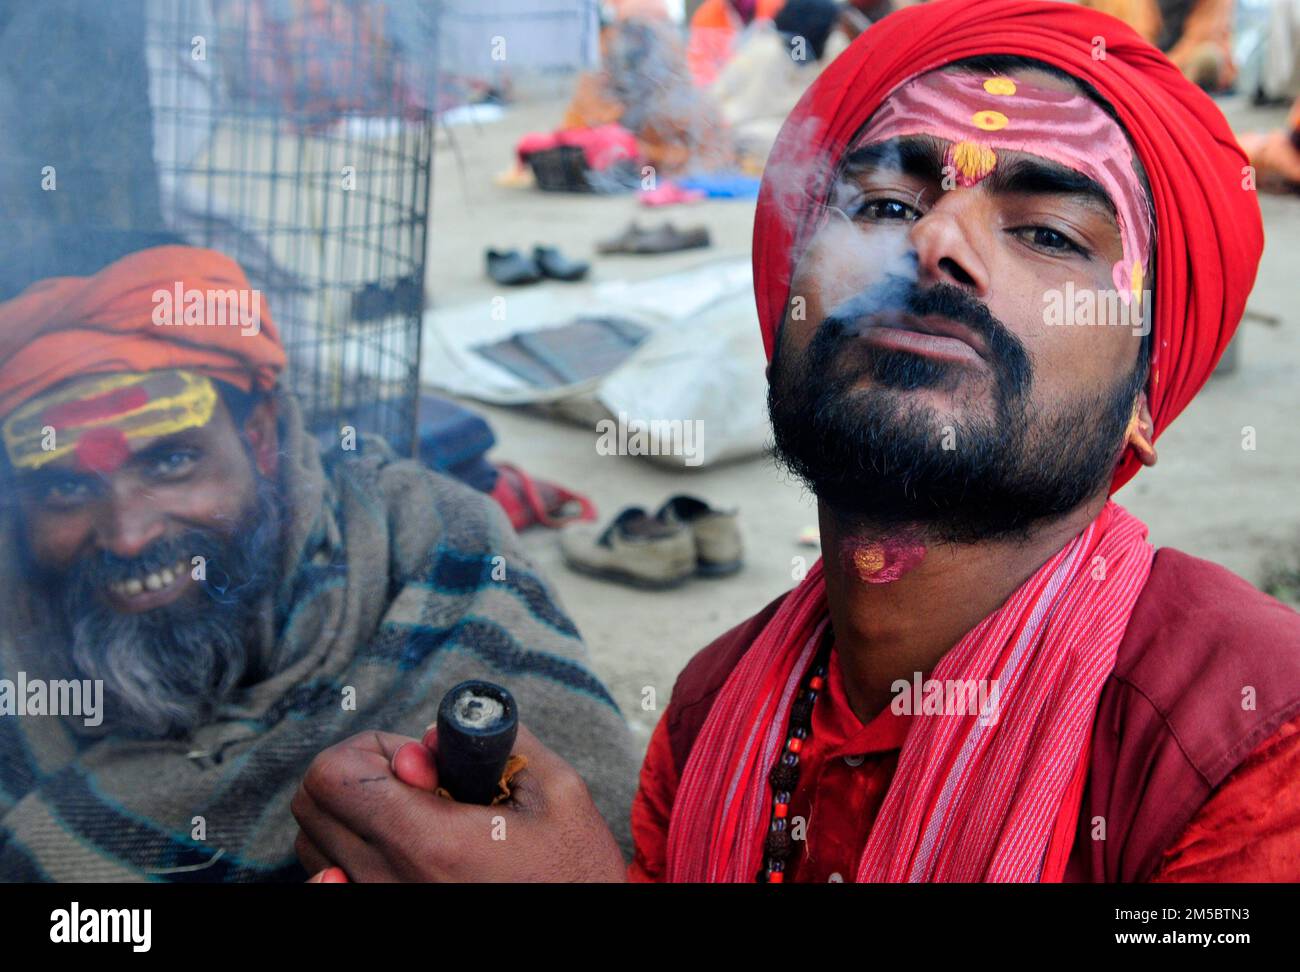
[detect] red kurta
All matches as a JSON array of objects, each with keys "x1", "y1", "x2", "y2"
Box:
[{"x1": 629, "y1": 642, "x2": 1300, "y2": 882}]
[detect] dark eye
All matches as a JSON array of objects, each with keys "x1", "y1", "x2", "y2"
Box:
[
  {"x1": 855, "y1": 198, "x2": 921, "y2": 222},
  {"x1": 41, "y1": 478, "x2": 93, "y2": 508},
  {"x1": 151, "y1": 449, "x2": 198, "y2": 478},
  {"x1": 1017, "y1": 226, "x2": 1086, "y2": 255}
]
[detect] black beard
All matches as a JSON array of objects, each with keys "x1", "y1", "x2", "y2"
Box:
[
  {"x1": 27, "y1": 475, "x2": 283, "y2": 739},
  {"x1": 768, "y1": 279, "x2": 1142, "y2": 544}
]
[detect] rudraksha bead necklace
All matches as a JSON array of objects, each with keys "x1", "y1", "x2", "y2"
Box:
[{"x1": 758, "y1": 632, "x2": 833, "y2": 883}]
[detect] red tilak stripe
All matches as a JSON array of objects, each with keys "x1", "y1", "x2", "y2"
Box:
[{"x1": 42, "y1": 385, "x2": 149, "y2": 429}]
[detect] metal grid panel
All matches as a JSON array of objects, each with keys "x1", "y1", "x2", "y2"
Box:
[{"x1": 146, "y1": 0, "x2": 434, "y2": 455}]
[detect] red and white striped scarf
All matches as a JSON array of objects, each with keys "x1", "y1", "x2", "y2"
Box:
[{"x1": 665, "y1": 500, "x2": 1155, "y2": 882}]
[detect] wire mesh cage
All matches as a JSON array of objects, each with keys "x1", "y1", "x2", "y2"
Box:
[
  {"x1": 0, "y1": 0, "x2": 436, "y2": 457},
  {"x1": 148, "y1": 0, "x2": 435, "y2": 456}
]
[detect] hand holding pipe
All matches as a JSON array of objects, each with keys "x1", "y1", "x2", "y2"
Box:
[{"x1": 434, "y1": 680, "x2": 519, "y2": 805}]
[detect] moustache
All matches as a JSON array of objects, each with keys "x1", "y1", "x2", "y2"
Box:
[
  {"x1": 63, "y1": 490, "x2": 280, "y2": 610},
  {"x1": 57, "y1": 474, "x2": 283, "y2": 610},
  {"x1": 77, "y1": 532, "x2": 207, "y2": 584},
  {"x1": 820, "y1": 273, "x2": 1032, "y2": 396}
]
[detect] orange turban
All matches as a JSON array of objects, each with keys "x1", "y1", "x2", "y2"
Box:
[{"x1": 0, "y1": 245, "x2": 287, "y2": 421}]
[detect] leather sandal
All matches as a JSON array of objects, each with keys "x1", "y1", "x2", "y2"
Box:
[{"x1": 596, "y1": 221, "x2": 712, "y2": 255}]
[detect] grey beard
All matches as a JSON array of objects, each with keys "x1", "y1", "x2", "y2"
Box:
[
  {"x1": 55, "y1": 476, "x2": 282, "y2": 739},
  {"x1": 66, "y1": 600, "x2": 253, "y2": 739}
]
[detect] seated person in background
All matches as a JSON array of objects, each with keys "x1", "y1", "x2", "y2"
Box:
[
  {"x1": 687, "y1": 0, "x2": 787, "y2": 87},
  {"x1": 1078, "y1": 0, "x2": 1237, "y2": 91},
  {"x1": 0, "y1": 244, "x2": 638, "y2": 881},
  {"x1": 1075, "y1": 0, "x2": 1162, "y2": 44},
  {"x1": 1237, "y1": 94, "x2": 1300, "y2": 193},
  {"x1": 1161, "y1": 0, "x2": 1238, "y2": 91},
  {"x1": 563, "y1": 9, "x2": 736, "y2": 176},
  {"x1": 712, "y1": 0, "x2": 858, "y2": 161}
]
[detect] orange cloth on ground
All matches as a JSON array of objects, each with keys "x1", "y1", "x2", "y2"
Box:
[
  {"x1": 629, "y1": 644, "x2": 1300, "y2": 882},
  {"x1": 562, "y1": 70, "x2": 625, "y2": 131},
  {"x1": 0, "y1": 246, "x2": 286, "y2": 420}
]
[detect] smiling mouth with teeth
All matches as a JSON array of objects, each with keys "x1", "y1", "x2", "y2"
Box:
[{"x1": 107, "y1": 559, "x2": 191, "y2": 599}]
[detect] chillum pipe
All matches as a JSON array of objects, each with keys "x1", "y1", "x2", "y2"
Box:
[{"x1": 434, "y1": 680, "x2": 519, "y2": 805}]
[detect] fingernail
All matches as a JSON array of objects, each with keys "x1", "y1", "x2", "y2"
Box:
[{"x1": 391, "y1": 741, "x2": 411, "y2": 774}]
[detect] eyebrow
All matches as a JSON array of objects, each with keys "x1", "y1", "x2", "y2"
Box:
[
  {"x1": 982, "y1": 155, "x2": 1116, "y2": 220},
  {"x1": 18, "y1": 465, "x2": 96, "y2": 491},
  {"x1": 842, "y1": 135, "x2": 946, "y2": 181},
  {"x1": 842, "y1": 135, "x2": 1118, "y2": 222}
]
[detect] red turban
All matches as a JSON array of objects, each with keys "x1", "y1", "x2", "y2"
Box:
[
  {"x1": 752, "y1": 0, "x2": 1264, "y2": 493},
  {"x1": 0, "y1": 245, "x2": 287, "y2": 420}
]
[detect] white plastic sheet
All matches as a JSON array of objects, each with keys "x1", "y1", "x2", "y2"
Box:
[{"x1": 420, "y1": 257, "x2": 771, "y2": 466}]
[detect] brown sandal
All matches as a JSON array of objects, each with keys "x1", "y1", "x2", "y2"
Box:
[{"x1": 596, "y1": 221, "x2": 712, "y2": 255}]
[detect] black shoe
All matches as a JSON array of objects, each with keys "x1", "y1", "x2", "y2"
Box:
[
  {"x1": 533, "y1": 245, "x2": 590, "y2": 282},
  {"x1": 486, "y1": 248, "x2": 542, "y2": 286}
]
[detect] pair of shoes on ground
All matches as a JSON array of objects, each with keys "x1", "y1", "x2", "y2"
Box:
[
  {"x1": 486, "y1": 245, "x2": 590, "y2": 285},
  {"x1": 596, "y1": 220, "x2": 711, "y2": 255},
  {"x1": 560, "y1": 495, "x2": 741, "y2": 589}
]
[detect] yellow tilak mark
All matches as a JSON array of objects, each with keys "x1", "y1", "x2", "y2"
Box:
[
  {"x1": 3, "y1": 370, "x2": 218, "y2": 471},
  {"x1": 1130, "y1": 262, "x2": 1145, "y2": 305},
  {"x1": 950, "y1": 140, "x2": 998, "y2": 183},
  {"x1": 972, "y1": 110, "x2": 1009, "y2": 132},
  {"x1": 4, "y1": 371, "x2": 156, "y2": 437},
  {"x1": 983, "y1": 77, "x2": 1017, "y2": 96}
]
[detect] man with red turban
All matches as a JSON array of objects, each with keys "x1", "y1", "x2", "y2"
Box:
[
  {"x1": 0, "y1": 244, "x2": 638, "y2": 880},
  {"x1": 290, "y1": 0, "x2": 1300, "y2": 883}
]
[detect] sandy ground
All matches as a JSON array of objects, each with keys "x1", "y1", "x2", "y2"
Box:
[{"x1": 425, "y1": 94, "x2": 1300, "y2": 747}]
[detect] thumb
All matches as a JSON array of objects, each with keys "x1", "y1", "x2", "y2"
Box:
[
  {"x1": 307, "y1": 867, "x2": 349, "y2": 884},
  {"x1": 391, "y1": 740, "x2": 439, "y2": 792}
]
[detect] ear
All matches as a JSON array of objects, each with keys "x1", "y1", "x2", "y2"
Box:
[
  {"x1": 1123, "y1": 392, "x2": 1157, "y2": 468},
  {"x1": 242, "y1": 396, "x2": 280, "y2": 479}
]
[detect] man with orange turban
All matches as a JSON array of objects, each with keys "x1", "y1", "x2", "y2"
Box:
[
  {"x1": 289, "y1": 0, "x2": 1300, "y2": 883},
  {"x1": 0, "y1": 245, "x2": 638, "y2": 881}
]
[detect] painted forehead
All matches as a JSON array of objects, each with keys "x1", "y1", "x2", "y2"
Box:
[
  {"x1": 2, "y1": 370, "x2": 218, "y2": 475},
  {"x1": 851, "y1": 68, "x2": 1152, "y2": 305}
]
